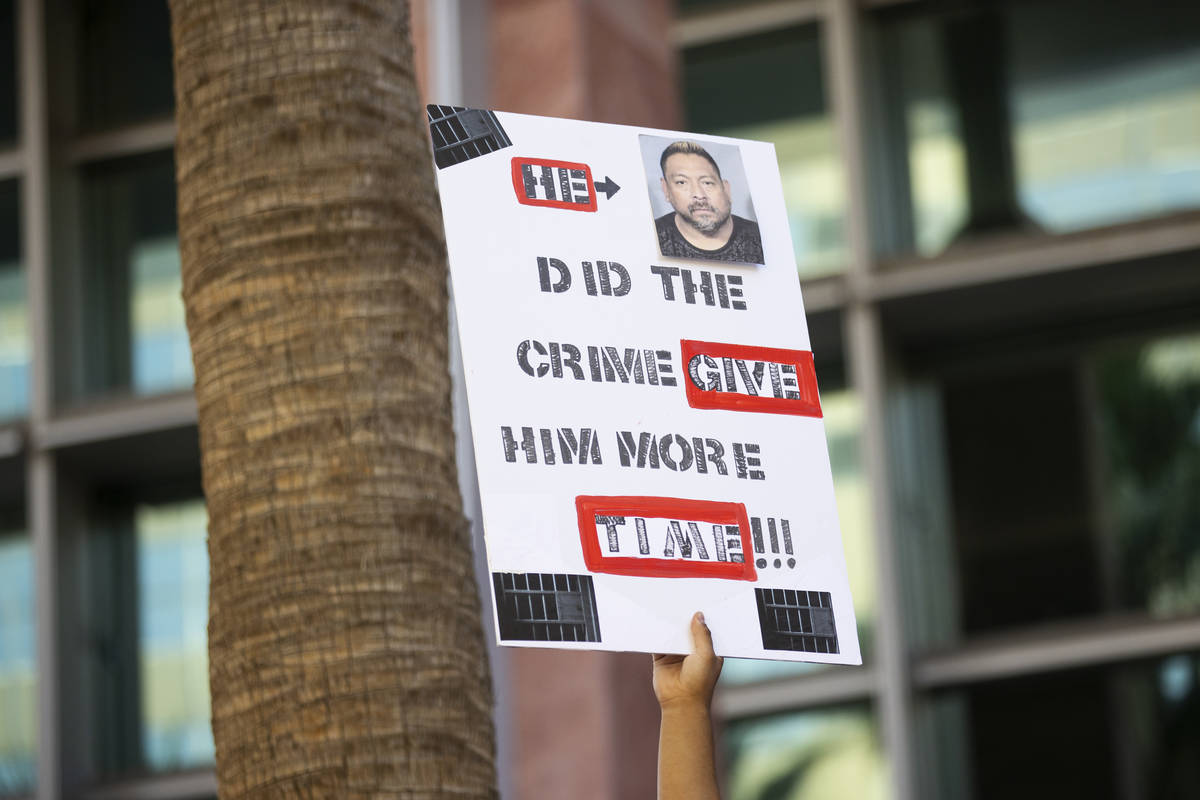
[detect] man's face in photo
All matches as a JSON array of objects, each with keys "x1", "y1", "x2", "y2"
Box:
[{"x1": 661, "y1": 153, "x2": 733, "y2": 235}]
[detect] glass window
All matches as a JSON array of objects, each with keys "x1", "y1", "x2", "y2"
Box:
[
  {"x1": 0, "y1": 527, "x2": 35, "y2": 795},
  {"x1": 724, "y1": 704, "x2": 886, "y2": 800},
  {"x1": 1094, "y1": 332, "x2": 1200, "y2": 617},
  {"x1": 78, "y1": 0, "x2": 175, "y2": 130},
  {"x1": 919, "y1": 653, "x2": 1200, "y2": 800},
  {"x1": 920, "y1": 329, "x2": 1200, "y2": 642},
  {"x1": 136, "y1": 500, "x2": 212, "y2": 771},
  {"x1": 0, "y1": 179, "x2": 24, "y2": 421},
  {"x1": 871, "y1": 0, "x2": 1200, "y2": 257},
  {"x1": 682, "y1": 25, "x2": 847, "y2": 277},
  {"x1": 85, "y1": 498, "x2": 212, "y2": 777},
  {"x1": 722, "y1": 386, "x2": 877, "y2": 683},
  {"x1": 0, "y1": 0, "x2": 15, "y2": 145},
  {"x1": 1008, "y1": 2, "x2": 1200, "y2": 234},
  {"x1": 70, "y1": 152, "x2": 190, "y2": 405},
  {"x1": 867, "y1": 11, "x2": 970, "y2": 256}
]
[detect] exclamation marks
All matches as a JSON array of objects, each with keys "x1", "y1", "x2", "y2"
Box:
[{"x1": 750, "y1": 516, "x2": 796, "y2": 569}]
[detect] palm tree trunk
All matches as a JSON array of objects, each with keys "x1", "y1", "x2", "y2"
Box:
[{"x1": 169, "y1": 2, "x2": 496, "y2": 796}]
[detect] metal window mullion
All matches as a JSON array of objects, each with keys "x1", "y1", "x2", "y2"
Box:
[
  {"x1": 80, "y1": 769, "x2": 218, "y2": 800},
  {"x1": 825, "y1": 1, "x2": 917, "y2": 799},
  {"x1": 715, "y1": 665, "x2": 879, "y2": 718},
  {"x1": 37, "y1": 392, "x2": 197, "y2": 450},
  {"x1": 824, "y1": 0, "x2": 873, "y2": 282},
  {"x1": 845, "y1": 306, "x2": 915, "y2": 800},
  {"x1": 66, "y1": 119, "x2": 176, "y2": 165},
  {"x1": 18, "y1": 0, "x2": 60, "y2": 797},
  {"x1": 914, "y1": 615, "x2": 1200, "y2": 689},
  {"x1": 870, "y1": 212, "x2": 1200, "y2": 300}
]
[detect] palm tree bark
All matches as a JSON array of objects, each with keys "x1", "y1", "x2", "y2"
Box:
[{"x1": 169, "y1": 2, "x2": 496, "y2": 796}]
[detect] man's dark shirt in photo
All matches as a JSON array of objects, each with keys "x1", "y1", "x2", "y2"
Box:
[{"x1": 655, "y1": 213, "x2": 764, "y2": 264}]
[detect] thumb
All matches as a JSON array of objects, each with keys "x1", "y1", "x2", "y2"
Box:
[{"x1": 690, "y1": 611, "x2": 715, "y2": 657}]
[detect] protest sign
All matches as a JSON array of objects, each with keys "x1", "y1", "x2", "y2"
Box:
[{"x1": 428, "y1": 106, "x2": 860, "y2": 664}]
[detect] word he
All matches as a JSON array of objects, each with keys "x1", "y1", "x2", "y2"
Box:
[
  {"x1": 520, "y1": 163, "x2": 590, "y2": 206},
  {"x1": 517, "y1": 339, "x2": 676, "y2": 386},
  {"x1": 538, "y1": 256, "x2": 630, "y2": 297},
  {"x1": 687, "y1": 354, "x2": 801, "y2": 398},
  {"x1": 650, "y1": 266, "x2": 747, "y2": 310},
  {"x1": 591, "y1": 515, "x2": 745, "y2": 563}
]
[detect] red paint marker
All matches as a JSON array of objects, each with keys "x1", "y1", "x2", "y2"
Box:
[
  {"x1": 680, "y1": 339, "x2": 822, "y2": 417},
  {"x1": 576, "y1": 495, "x2": 757, "y2": 580},
  {"x1": 511, "y1": 157, "x2": 598, "y2": 211}
]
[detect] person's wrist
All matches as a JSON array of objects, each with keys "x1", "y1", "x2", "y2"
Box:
[{"x1": 658, "y1": 695, "x2": 714, "y2": 717}]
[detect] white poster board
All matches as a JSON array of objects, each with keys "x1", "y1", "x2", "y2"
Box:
[{"x1": 428, "y1": 106, "x2": 860, "y2": 665}]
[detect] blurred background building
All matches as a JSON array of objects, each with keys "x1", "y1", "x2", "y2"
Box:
[{"x1": 1, "y1": 0, "x2": 1199, "y2": 798}]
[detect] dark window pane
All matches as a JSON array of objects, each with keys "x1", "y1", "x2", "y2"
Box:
[
  {"x1": 1095, "y1": 333, "x2": 1200, "y2": 616},
  {"x1": 85, "y1": 498, "x2": 212, "y2": 777},
  {"x1": 724, "y1": 704, "x2": 885, "y2": 800},
  {"x1": 0, "y1": 528, "x2": 35, "y2": 795},
  {"x1": 871, "y1": 0, "x2": 1200, "y2": 257},
  {"x1": 944, "y1": 364, "x2": 1098, "y2": 633},
  {"x1": 0, "y1": 0, "x2": 15, "y2": 144},
  {"x1": 71, "y1": 152, "x2": 189, "y2": 404},
  {"x1": 79, "y1": 0, "x2": 175, "y2": 130},
  {"x1": 136, "y1": 500, "x2": 211, "y2": 771},
  {"x1": 683, "y1": 25, "x2": 846, "y2": 277},
  {"x1": 915, "y1": 329, "x2": 1200, "y2": 642},
  {"x1": 0, "y1": 179, "x2": 24, "y2": 420},
  {"x1": 921, "y1": 654, "x2": 1200, "y2": 800},
  {"x1": 684, "y1": 25, "x2": 826, "y2": 133}
]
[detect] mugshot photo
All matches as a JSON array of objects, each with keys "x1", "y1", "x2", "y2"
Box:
[{"x1": 639, "y1": 135, "x2": 764, "y2": 266}]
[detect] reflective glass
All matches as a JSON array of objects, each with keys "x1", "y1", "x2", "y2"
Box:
[
  {"x1": 85, "y1": 498, "x2": 212, "y2": 777},
  {"x1": 721, "y1": 389, "x2": 877, "y2": 683},
  {"x1": 873, "y1": 0, "x2": 1200, "y2": 257},
  {"x1": 1095, "y1": 332, "x2": 1200, "y2": 616},
  {"x1": 920, "y1": 653, "x2": 1200, "y2": 800},
  {"x1": 136, "y1": 500, "x2": 212, "y2": 771},
  {"x1": 74, "y1": 153, "x2": 190, "y2": 404},
  {"x1": 926, "y1": 329, "x2": 1200, "y2": 641},
  {"x1": 683, "y1": 25, "x2": 847, "y2": 277},
  {"x1": 130, "y1": 236, "x2": 190, "y2": 394},
  {"x1": 869, "y1": 14, "x2": 969, "y2": 256},
  {"x1": 724, "y1": 704, "x2": 885, "y2": 800},
  {"x1": 1009, "y1": 2, "x2": 1200, "y2": 233},
  {"x1": 78, "y1": 0, "x2": 175, "y2": 130},
  {"x1": 0, "y1": 179, "x2": 24, "y2": 420},
  {"x1": 0, "y1": 0, "x2": 15, "y2": 144},
  {"x1": 0, "y1": 531, "x2": 35, "y2": 794}
]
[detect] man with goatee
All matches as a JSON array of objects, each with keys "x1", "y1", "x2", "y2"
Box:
[{"x1": 655, "y1": 140, "x2": 764, "y2": 264}]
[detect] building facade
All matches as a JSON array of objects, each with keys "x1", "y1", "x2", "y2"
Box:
[{"x1": 1, "y1": 0, "x2": 1199, "y2": 799}]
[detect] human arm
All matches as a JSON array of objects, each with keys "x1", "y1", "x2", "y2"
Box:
[{"x1": 652, "y1": 611, "x2": 724, "y2": 800}]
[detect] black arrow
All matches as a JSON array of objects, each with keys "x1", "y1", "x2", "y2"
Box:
[{"x1": 595, "y1": 176, "x2": 620, "y2": 200}]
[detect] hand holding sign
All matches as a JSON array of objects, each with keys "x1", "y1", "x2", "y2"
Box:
[{"x1": 653, "y1": 612, "x2": 723, "y2": 800}]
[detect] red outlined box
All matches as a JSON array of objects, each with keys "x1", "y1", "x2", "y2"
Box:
[
  {"x1": 576, "y1": 495, "x2": 757, "y2": 581},
  {"x1": 511, "y1": 157, "x2": 598, "y2": 211},
  {"x1": 680, "y1": 339, "x2": 822, "y2": 417}
]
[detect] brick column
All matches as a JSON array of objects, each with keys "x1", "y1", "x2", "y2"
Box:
[
  {"x1": 490, "y1": 0, "x2": 680, "y2": 128},
  {"x1": 488, "y1": 2, "x2": 679, "y2": 798}
]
